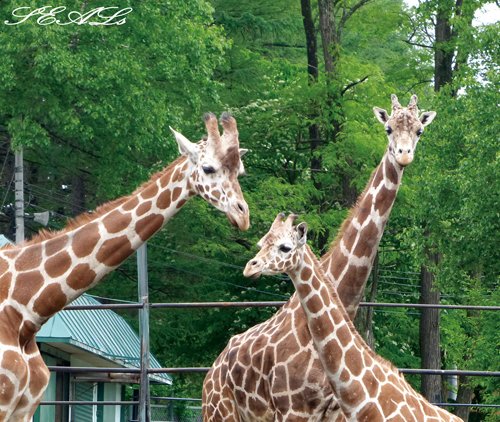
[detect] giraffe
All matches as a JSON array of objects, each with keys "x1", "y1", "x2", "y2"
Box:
[
  {"x1": 0, "y1": 112, "x2": 250, "y2": 422},
  {"x1": 243, "y1": 213, "x2": 462, "y2": 422},
  {"x1": 203, "y1": 95, "x2": 437, "y2": 421}
]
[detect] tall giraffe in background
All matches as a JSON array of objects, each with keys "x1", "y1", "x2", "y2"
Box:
[
  {"x1": 243, "y1": 213, "x2": 462, "y2": 422},
  {"x1": 203, "y1": 95, "x2": 436, "y2": 420},
  {"x1": 0, "y1": 113, "x2": 250, "y2": 422}
]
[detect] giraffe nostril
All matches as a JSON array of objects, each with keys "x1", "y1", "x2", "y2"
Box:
[
  {"x1": 237, "y1": 202, "x2": 245, "y2": 213},
  {"x1": 250, "y1": 260, "x2": 258, "y2": 267},
  {"x1": 398, "y1": 148, "x2": 403, "y2": 154},
  {"x1": 407, "y1": 149, "x2": 411, "y2": 154}
]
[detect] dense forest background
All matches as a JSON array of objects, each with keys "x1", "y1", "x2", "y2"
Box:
[{"x1": 0, "y1": 0, "x2": 498, "y2": 420}]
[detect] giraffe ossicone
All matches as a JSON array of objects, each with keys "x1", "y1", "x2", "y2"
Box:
[
  {"x1": 203, "y1": 95, "x2": 437, "y2": 421},
  {"x1": 0, "y1": 112, "x2": 249, "y2": 421},
  {"x1": 243, "y1": 213, "x2": 462, "y2": 422}
]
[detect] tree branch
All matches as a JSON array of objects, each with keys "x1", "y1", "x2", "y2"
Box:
[
  {"x1": 341, "y1": 75, "x2": 370, "y2": 96},
  {"x1": 340, "y1": 0, "x2": 372, "y2": 28},
  {"x1": 403, "y1": 39, "x2": 434, "y2": 49}
]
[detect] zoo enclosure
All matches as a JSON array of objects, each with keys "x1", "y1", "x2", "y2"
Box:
[{"x1": 39, "y1": 244, "x2": 500, "y2": 421}]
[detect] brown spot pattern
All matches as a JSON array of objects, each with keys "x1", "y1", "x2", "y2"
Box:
[
  {"x1": 141, "y1": 183, "x2": 159, "y2": 199},
  {"x1": 96, "y1": 236, "x2": 134, "y2": 267},
  {"x1": 306, "y1": 295, "x2": 324, "y2": 315},
  {"x1": 103, "y1": 210, "x2": 132, "y2": 233},
  {"x1": 329, "y1": 251, "x2": 348, "y2": 280},
  {"x1": 337, "y1": 324, "x2": 351, "y2": 348},
  {"x1": 376, "y1": 185, "x2": 396, "y2": 216},
  {"x1": 45, "y1": 235, "x2": 68, "y2": 256},
  {"x1": 135, "y1": 214, "x2": 164, "y2": 242},
  {"x1": 356, "y1": 194, "x2": 373, "y2": 225},
  {"x1": 156, "y1": 189, "x2": 171, "y2": 209},
  {"x1": 301, "y1": 267, "x2": 312, "y2": 280},
  {"x1": 385, "y1": 158, "x2": 399, "y2": 185},
  {"x1": 20, "y1": 321, "x2": 37, "y2": 347},
  {"x1": 321, "y1": 339, "x2": 343, "y2": 373},
  {"x1": 343, "y1": 226, "x2": 358, "y2": 251},
  {"x1": 362, "y1": 371, "x2": 379, "y2": 397},
  {"x1": 353, "y1": 221, "x2": 379, "y2": 258},
  {"x1": 176, "y1": 199, "x2": 187, "y2": 209},
  {"x1": 341, "y1": 379, "x2": 365, "y2": 407},
  {"x1": 45, "y1": 251, "x2": 72, "y2": 278},
  {"x1": 172, "y1": 187, "x2": 182, "y2": 202},
  {"x1": 135, "y1": 202, "x2": 152, "y2": 217},
  {"x1": 13, "y1": 271, "x2": 44, "y2": 305},
  {"x1": 0, "y1": 374, "x2": 15, "y2": 405},
  {"x1": 345, "y1": 347, "x2": 363, "y2": 377},
  {"x1": 0, "y1": 257, "x2": 9, "y2": 274},
  {"x1": 33, "y1": 283, "x2": 67, "y2": 318},
  {"x1": 0, "y1": 306, "x2": 23, "y2": 346},
  {"x1": 0, "y1": 272, "x2": 11, "y2": 302},
  {"x1": 122, "y1": 196, "x2": 139, "y2": 211},
  {"x1": 67, "y1": 264, "x2": 97, "y2": 290},
  {"x1": 358, "y1": 402, "x2": 384, "y2": 421},
  {"x1": 28, "y1": 354, "x2": 49, "y2": 395},
  {"x1": 72, "y1": 223, "x2": 100, "y2": 258},
  {"x1": 15, "y1": 245, "x2": 42, "y2": 272}
]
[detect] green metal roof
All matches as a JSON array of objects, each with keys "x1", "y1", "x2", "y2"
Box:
[
  {"x1": 0, "y1": 234, "x2": 13, "y2": 247},
  {"x1": 37, "y1": 294, "x2": 172, "y2": 385}
]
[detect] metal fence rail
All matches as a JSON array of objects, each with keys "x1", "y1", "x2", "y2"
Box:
[{"x1": 40, "y1": 297, "x2": 499, "y2": 419}]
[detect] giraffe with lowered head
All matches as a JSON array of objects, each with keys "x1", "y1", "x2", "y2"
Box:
[
  {"x1": 0, "y1": 113, "x2": 249, "y2": 421},
  {"x1": 243, "y1": 213, "x2": 462, "y2": 422},
  {"x1": 203, "y1": 95, "x2": 436, "y2": 420}
]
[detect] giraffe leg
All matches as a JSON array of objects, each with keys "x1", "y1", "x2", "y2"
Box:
[
  {"x1": 0, "y1": 347, "x2": 29, "y2": 422},
  {"x1": 9, "y1": 342, "x2": 50, "y2": 422}
]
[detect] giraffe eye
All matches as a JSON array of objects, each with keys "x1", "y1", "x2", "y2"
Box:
[
  {"x1": 416, "y1": 129, "x2": 423, "y2": 136},
  {"x1": 278, "y1": 245, "x2": 292, "y2": 253},
  {"x1": 202, "y1": 165, "x2": 216, "y2": 174},
  {"x1": 386, "y1": 127, "x2": 393, "y2": 135}
]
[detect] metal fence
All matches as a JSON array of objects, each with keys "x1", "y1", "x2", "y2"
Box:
[
  {"x1": 39, "y1": 300, "x2": 500, "y2": 421},
  {"x1": 38, "y1": 246, "x2": 500, "y2": 421}
]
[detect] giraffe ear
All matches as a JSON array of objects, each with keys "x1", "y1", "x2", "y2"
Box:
[
  {"x1": 170, "y1": 127, "x2": 198, "y2": 163},
  {"x1": 419, "y1": 111, "x2": 436, "y2": 127},
  {"x1": 239, "y1": 148, "x2": 249, "y2": 158},
  {"x1": 296, "y1": 222, "x2": 308, "y2": 247},
  {"x1": 373, "y1": 107, "x2": 389, "y2": 124}
]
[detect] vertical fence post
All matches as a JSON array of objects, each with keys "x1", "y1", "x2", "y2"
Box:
[{"x1": 137, "y1": 244, "x2": 151, "y2": 422}]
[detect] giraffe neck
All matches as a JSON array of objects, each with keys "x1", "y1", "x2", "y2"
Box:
[
  {"x1": 320, "y1": 151, "x2": 404, "y2": 319},
  {"x1": 290, "y1": 246, "x2": 382, "y2": 418},
  {"x1": 2, "y1": 156, "x2": 194, "y2": 328}
]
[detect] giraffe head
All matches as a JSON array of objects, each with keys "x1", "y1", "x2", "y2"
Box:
[
  {"x1": 373, "y1": 94, "x2": 436, "y2": 166},
  {"x1": 170, "y1": 112, "x2": 250, "y2": 230},
  {"x1": 244, "y1": 213, "x2": 308, "y2": 278}
]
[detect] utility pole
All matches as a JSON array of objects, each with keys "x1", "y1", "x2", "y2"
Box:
[
  {"x1": 14, "y1": 149, "x2": 24, "y2": 243},
  {"x1": 137, "y1": 244, "x2": 151, "y2": 422}
]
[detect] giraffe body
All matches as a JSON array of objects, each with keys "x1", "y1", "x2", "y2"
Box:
[
  {"x1": 0, "y1": 113, "x2": 249, "y2": 421},
  {"x1": 243, "y1": 213, "x2": 462, "y2": 422},
  {"x1": 203, "y1": 96, "x2": 436, "y2": 421}
]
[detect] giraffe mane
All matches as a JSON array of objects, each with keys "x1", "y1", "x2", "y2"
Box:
[{"x1": 2, "y1": 156, "x2": 186, "y2": 250}]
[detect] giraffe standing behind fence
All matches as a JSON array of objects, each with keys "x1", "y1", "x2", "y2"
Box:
[
  {"x1": 0, "y1": 113, "x2": 249, "y2": 421},
  {"x1": 243, "y1": 213, "x2": 462, "y2": 422},
  {"x1": 203, "y1": 95, "x2": 436, "y2": 421}
]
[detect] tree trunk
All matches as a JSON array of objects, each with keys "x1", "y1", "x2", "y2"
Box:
[
  {"x1": 454, "y1": 375, "x2": 473, "y2": 421},
  {"x1": 434, "y1": 5, "x2": 454, "y2": 91},
  {"x1": 419, "y1": 253, "x2": 442, "y2": 403},
  {"x1": 300, "y1": 0, "x2": 323, "y2": 190}
]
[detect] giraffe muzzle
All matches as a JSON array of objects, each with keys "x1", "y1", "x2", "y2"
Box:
[
  {"x1": 243, "y1": 259, "x2": 262, "y2": 279},
  {"x1": 227, "y1": 201, "x2": 250, "y2": 231}
]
